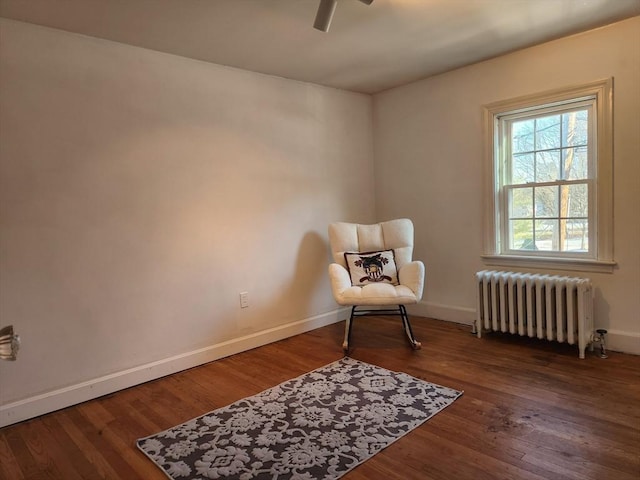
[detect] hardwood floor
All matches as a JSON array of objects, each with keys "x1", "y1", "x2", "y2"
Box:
[{"x1": 1, "y1": 316, "x2": 639, "y2": 479}]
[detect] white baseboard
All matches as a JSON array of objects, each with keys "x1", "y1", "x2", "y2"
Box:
[
  {"x1": 0, "y1": 308, "x2": 350, "y2": 428},
  {"x1": 605, "y1": 330, "x2": 640, "y2": 356},
  {"x1": 407, "y1": 301, "x2": 476, "y2": 326},
  {"x1": 407, "y1": 301, "x2": 639, "y2": 356}
]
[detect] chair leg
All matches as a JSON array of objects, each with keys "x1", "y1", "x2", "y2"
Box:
[
  {"x1": 342, "y1": 307, "x2": 355, "y2": 354},
  {"x1": 400, "y1": 305, "x2": 422, "y2": 350}
]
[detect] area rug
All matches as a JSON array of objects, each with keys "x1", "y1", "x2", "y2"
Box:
[{"x1": 137, "y1": 357, "x2": 462, "y2": 479}]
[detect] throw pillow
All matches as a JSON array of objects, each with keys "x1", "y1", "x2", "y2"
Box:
[{"x1": 344, "y1": 250, "x2": 399, "y2": 286}]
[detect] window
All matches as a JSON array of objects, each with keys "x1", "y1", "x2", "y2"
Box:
[{"x1": 483, "y1": 80, "x2": 615, "y2": 273}]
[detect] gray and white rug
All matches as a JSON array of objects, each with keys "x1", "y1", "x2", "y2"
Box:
[{"x1": 137, "y1": 357, "x2": 462, "y2": 479}]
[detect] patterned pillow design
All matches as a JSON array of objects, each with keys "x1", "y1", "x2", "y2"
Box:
[{"x1": 344, "y1": 250, "x2": 399, "y2": 286}]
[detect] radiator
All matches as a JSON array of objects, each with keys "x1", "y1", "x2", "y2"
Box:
[{"x1": 475, "y1": 270, "x2": 594, "y2": 359}]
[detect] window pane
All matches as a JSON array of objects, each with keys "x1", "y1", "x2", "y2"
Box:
[
  {"x1": 509, "y1": 187, "x2": 533, "y2": 218},
  {"x1": 510, "y1": 219, "x2": 534, "y2": 250},
  {"x1": 535, "y1": 115, "x2": 561, "y2": 150},
  {"x1": 535, "y1": 186, "x2": 558, "y2": 218},
  {"x1": 562, "y1": 110, "x2": 588, "y2": 147},
  {"x1": 535, "y1": 150, "x2": 560, "y2": 182},
  {"x1": 511, "y1": 153, "x2": 534, "y2": 184},
  {"x1": 535, "y1": 219, "x2": 559, "y2": 251},
  {"x1": 512, "y1": 119, "x2": 534, "y2": 153},
  {"x1": 561, "y1": 219, "x2": 589, "y2": 252},
  {"x1": 561, "y1": 184, "x2": 588, "y2": 217},
  {"x1": 565, "y1": 146, "x2": 588, "y2": 180}
]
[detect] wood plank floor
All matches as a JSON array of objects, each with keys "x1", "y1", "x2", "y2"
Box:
[{"x1": 1, "y1": 317, "x2": 639, "y2": 480}]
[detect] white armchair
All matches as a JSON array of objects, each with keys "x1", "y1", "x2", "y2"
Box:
[{"x1": 328, "y1": 218, "x2": 425, "y2": 352}]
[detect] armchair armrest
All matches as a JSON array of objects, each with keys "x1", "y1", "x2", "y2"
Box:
[
  {"x1": 399, "y1": 261, "x2": 425, "y2": 301},
  {"x1": 328, "y1": 263, "x2": 352, "y2": 305}
]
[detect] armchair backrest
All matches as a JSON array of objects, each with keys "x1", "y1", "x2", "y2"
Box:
[{"x1": 328, "y1": 219, "x2": 415, "y2": 270}]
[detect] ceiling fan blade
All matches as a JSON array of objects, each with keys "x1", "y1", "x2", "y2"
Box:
[
  {"x1": 314, "y1": 0, "x2": 338, "y2": 32},
  {"x1": 313, "y1": 0, "x2": 373, "y2": 32}
]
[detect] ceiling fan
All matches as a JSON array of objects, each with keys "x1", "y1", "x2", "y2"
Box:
[{"x1": 314, "y1": 0, "x2": 374, "y2": 32}]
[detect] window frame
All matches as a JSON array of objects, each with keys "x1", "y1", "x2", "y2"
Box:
[{"x1": 482, "y1": 79, "x2": 615, "y2": 273}]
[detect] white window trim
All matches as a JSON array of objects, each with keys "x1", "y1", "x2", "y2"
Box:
[{"x1": 482, "y1": 79, "x2": 615, "y2": 273}]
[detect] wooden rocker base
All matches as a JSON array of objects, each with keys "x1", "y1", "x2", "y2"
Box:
[{"x1": 342, "y1": 305, "x2": 421, "y2": 354}]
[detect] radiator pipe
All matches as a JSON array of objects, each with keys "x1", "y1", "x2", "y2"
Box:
[{"x1": 595, "y1": 329, "x2": 608, "y2": 358}]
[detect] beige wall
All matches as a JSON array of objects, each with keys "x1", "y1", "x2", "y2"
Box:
[
  {"x1": 373, "y1": 17, "x2": 640, "y2": 351},
  {"x1": 0, "y1": 19, "x2": 374, "y2": 419}
]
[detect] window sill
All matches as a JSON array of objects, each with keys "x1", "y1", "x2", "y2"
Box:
[{"x1": 481, "y1": 254, "x2": 616, "y2": 274}]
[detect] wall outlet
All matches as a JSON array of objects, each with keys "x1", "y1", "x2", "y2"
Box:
[{"x1": 239, "y1": 291, "x2": 249, "y2": 308}]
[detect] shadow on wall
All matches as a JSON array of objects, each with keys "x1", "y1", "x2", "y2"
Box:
[
  {"x1": 241, "y1": 229, "x2": 341, "y2": 342},
  {"x1": 593, "y1": 287, "x2": 610, "y2": 331},
  {"x1": 287, "y1": 230, "x2": 333, "y2": 310}
]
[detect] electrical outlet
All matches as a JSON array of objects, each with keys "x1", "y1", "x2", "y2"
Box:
[{"x1": 239, "y1": 291, "x2": 249, "y2": 308}]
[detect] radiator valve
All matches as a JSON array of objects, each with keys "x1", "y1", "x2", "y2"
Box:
[
  {"x1": 594, "y1": 329, "x2": 608, "y2": 359},
  {"x1": 0, "y1": 325, "x2": 20, "y2": 361}
]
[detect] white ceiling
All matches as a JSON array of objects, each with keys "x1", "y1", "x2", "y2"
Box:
[{"x1": 1, "y1": 0, "x2": 638, "y2": 94}]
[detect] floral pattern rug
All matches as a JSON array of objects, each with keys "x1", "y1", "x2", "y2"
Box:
[{"x1": 137, "y1": 357, "x2": 462, "y2": 479}]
